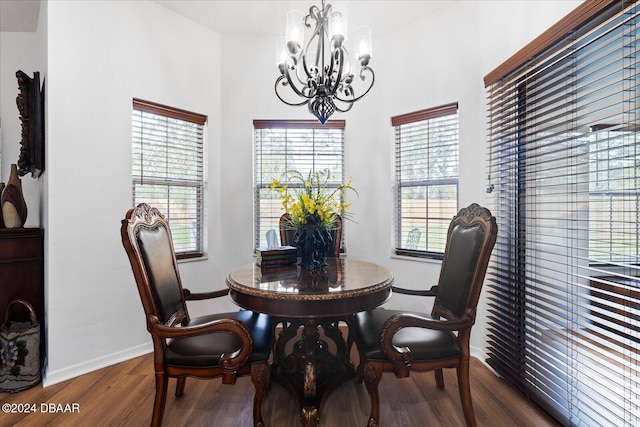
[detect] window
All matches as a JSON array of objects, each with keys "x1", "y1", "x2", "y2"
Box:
[
  {"x1": 589, "y1": 126, "x2": 639, "y2": 262},
  {"x1": 485, "y1": 1, "x2": 639, "y2": 425},
  {"x1": 254, "y1": 120, "x2": 345, "y2": 250},
  {"x1": 392, "y1": 103, "x2": 459, "y2": 258},
  {"x1": 132, "y1": 98, "x2": 206, "y2": 259}
]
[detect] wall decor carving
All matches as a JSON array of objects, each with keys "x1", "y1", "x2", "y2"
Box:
[{"x1": 16, "y1": 70, "x2": 45, "y2": 178}]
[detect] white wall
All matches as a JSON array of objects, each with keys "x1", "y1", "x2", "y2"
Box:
[
  {"x1": 42, "y1": 0, "x2": 221, "y2": 385},
  {"x1": 0, "y1": 0, "x2": 582, "y2": 385}
]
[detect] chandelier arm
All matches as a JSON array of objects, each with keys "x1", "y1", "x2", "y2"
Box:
[
  {"x1": 312, "y1": 28, "x2": 325, "y2": 81},
  {"x1": 300, "y1": 52, "x2": 318, "y2": 87},
  {"x1": 333, "y1": 67, "x2": 375, "y2": 103},
  {"x1": 275, "y1": 76, "x2": 312, "y2": 106},
  {"x1": 333, "y1": 102, "x2": 354, "y2": 113},
  {"x1": 292, "y1": 71, "x2": 320, "y2": 100},
  {"x1": 317, "y1": 2, "x2": 330, "y2": 78},
  {"x1": 282, "y1": 55, "x2": 318, "y2": 99},
  {"x1": 291, "y1": 65, "x2": 314, "y2": 96},
  {"x1": 333, "y1": 48, "x2": 349, "y2": 95},
  {"x1": 307, "y1": 5, "x2": 321, "y2": 26},
  {"x1": 299, "y1": 6, "x2": 324, "y2": 84}
]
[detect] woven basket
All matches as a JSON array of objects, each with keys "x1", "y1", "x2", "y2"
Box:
[{"x1": 0, "y1": 299, "x2": 41, "y2": 392}]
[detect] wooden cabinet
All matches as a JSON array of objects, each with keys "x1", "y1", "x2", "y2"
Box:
[{"x1": 0, "y1": 227, "x2": 44, "y2": 363}]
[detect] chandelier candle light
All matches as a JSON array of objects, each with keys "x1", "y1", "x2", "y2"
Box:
[{"x1": 275, "y1": 0, "x2": 374, "y2": 124}]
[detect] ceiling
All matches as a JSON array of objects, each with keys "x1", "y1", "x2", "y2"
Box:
[{"x1": 1, "y1": 0, "x2": 456, "y2": 36}]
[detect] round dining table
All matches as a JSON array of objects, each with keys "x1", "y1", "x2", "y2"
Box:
[{"x1": 226, "y1": 258, "x2": 393, "y2": 427}]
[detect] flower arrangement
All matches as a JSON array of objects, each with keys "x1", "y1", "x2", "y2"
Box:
[{"x1": 270, "y1": 169, "x2": 357, "y2": 231}]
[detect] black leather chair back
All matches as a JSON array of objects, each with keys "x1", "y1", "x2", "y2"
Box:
[
  {"x1": 137, "y1": 224, "x2": 185, "y2": 325},
  {"x1": 434, "y1": 204, "x2": 496, "y2": 320},
  {"x1": 436, "y1": 222, "x2": 486, "y2": 318}
]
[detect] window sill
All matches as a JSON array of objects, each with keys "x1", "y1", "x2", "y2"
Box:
[
  {"x1": 390, "y1": 252, "x2": 443, "y2": 265},
  {"x1": 177, "y1": 255, "x2": 208, "y2": 264}
]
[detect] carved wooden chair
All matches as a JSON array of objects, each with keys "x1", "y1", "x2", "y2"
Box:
[
  {"x1": 352, "y1": 203, "x2": 497, "y2": 427},
  {"x1": 121, "y1": 203, "x2": 272, "y2": 427},
  {"x1": 279, "y1": 212, "x2": 343, "y2": 257}
]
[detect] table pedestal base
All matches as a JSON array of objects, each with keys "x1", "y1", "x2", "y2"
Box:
[{"x1": 273, "y1": 317, "x2": 354, "y2": 427}]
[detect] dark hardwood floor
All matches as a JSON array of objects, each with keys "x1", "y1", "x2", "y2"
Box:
[{"x1": 0, "y1": 353, "x2": 560, "y2": 426}]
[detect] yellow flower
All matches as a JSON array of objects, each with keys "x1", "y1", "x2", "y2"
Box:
[{"x1": 270, "y1": 169, "x2": 357, "y2": 231}]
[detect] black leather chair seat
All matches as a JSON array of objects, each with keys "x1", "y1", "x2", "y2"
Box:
[
  {"x1": 353, "y1": 309, "x2": 460, "y2": 361},
  {"x1": 166, "y1": 311, "x2": 272, "y2": 367}
]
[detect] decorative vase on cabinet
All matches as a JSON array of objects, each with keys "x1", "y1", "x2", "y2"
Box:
[{"x1": 1, "y1": 164, "x2": 28, "y2": 228}]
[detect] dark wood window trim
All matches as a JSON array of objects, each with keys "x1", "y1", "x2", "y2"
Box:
[
  {"x1": 253, "y1": 119, "x2": 345, "y2": 130},
  {"x1": 484, "y1": 0, "x2": 616, "y2": 86},
  {"x1": 391, "y1": 103, "x2": 458, "y2": 127},
  {"x1": 133, "y1": 98, "x2": 206, "y2": 125}
]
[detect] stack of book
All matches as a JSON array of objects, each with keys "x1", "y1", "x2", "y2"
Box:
[
  {"x1": 256, "y1": 265, "x2": 298, "y2": 287},
  {"x1": 256, "y1": 246, "x2": 297, "y2": 269}
]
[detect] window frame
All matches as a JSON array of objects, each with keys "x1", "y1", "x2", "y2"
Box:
[
  {"x1": 253, "y1": 119, "x2": 346, "y2": 251},
  {"x1": 392, "y1": 103, "x2": 460, "y2": 260},
  {"x1": 132, "y1": 98, "x2": 206, "y2": 260}
]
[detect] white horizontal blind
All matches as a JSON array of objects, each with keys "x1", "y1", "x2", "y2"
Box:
[
  {"x1": 132, "y1": 99, "x2": 206, "y2": 258},
  {"x1": 254, "y1": 120, "x2": 345, "y2": 250},
  {"x1": 392, "y1": 104, "x2": 459, "y2": 258},
  {"x1": 485, "y1": 1, "x2": 639, "y2": 425}
]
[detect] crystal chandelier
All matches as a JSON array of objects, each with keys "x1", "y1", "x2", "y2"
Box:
[{"x1": 275, "y1": 1, "x2": 374, "y2": 124}]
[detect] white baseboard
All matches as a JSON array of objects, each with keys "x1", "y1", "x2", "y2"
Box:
[
  {"x1": 40, "y1": 338, "x2": 496, "y2": 387},
  {"x1": 470, "y1": 345, "x2": 501, "y2": 377},
  {"x1": 470, "y1": 344, "x2": 487, "y2": 363},
  {"x1": 42, "y1": 342, "x2": 153, "y2": 387}
]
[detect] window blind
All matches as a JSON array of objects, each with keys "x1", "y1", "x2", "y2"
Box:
[
  {"x1": 392, "y1": 104, "x2": 459, "y2": 258},
  {"x1": 253, "y1": 120, "x2": 345, "y2": 250},
  {"x1": 132, "y1": 99, "x2": 206, "y2": 258},
  {"x1": 484, "y1": 1, "x2": 639, "y2": 425}
]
